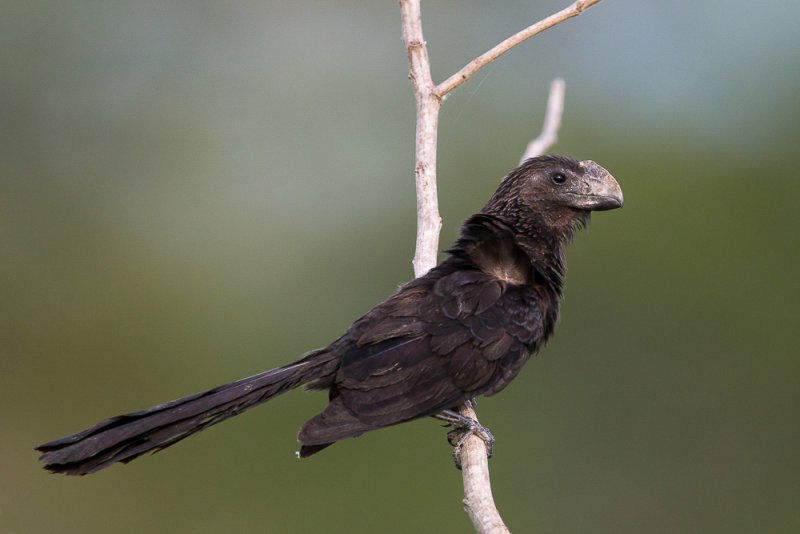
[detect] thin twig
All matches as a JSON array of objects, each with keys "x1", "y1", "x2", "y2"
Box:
[
  {"x1": 521, "y1": 78, "x2": 566, "y2": 163},
  {"x1": 436, "y1": 0, "x2": 604, "y2": 98}
]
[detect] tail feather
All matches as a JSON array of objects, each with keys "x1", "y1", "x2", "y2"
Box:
[{"x1": 36, "y1": 351, "x2": 336, "y2": 475}]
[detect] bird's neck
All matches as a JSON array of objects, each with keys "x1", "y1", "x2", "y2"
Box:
[{"x1": 448, "y1": 213, "x2": 567, "y2": 295}]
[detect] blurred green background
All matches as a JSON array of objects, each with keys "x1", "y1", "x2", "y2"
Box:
[{"x1": 3, "y1": 1, "x2": 799, "y2": 533}]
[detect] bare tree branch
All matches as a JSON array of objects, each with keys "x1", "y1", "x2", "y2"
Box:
[
  {"x1": 400, "y1": 0, "x2": 442, "y2": 277},
  {"x1": 520, "y1": 78, "x2": 566, "y2": 163},
  {"x1": 436, "y1": 0, "x2": 604, "y2": 97},
  {"x1": 458, "y1": 402, "x2": 511, "y2": 534},
  {"x1": 399, "y1": 2, "x2": 598, "y2": 533}
]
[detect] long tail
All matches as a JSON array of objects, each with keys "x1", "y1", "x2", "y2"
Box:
[{"x1": 36, "y1": 350, "x2": 337, "y2": 475}]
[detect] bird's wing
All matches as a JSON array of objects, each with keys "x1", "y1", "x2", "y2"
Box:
[{"x1": 297, "y1": 268, "x2": 543, "y2": 447}]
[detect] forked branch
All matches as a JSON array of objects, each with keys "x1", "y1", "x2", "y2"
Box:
[{"x1": 399, "y1": 1, "x2": 603, "y2": 532}]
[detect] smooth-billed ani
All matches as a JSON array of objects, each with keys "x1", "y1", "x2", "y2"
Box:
[{"x1": 36, "y1": 155, "x2": 623, "y2": 475}]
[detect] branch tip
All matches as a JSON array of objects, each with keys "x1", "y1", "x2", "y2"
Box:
[{"x1": 436, "y1": 0, "x2": 605, "y2": 96}]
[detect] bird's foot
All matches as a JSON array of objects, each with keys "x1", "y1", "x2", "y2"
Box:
[{"x1": 434, "y1": 409, "x2": 494, "y2": 470}]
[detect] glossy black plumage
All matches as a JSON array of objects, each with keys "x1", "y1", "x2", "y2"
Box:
[{"x1": 36, "y1": 155, "x2": 622, "y2": 475}]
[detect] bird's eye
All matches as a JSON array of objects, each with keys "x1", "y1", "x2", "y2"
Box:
[{"x1": 551, "y1": 172, "x2": 567, "y2": 184}]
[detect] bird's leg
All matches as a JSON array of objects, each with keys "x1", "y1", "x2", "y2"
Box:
[{"x1": 434, "y1": 409, "x2": 495, "y2": 470}]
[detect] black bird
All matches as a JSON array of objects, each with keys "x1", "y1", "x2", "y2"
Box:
[{"x1": 36, "y1": 155, "x2": 623, "y2": 475}]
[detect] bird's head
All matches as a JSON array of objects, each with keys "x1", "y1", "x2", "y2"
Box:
[{"x1": 481, "y1": 155, "x2": 623, "y2": 240}]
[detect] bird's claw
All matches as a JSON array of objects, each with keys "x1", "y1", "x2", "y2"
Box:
[
  {"x1": 448, "y1": 422, "x2": 494, "y2": 470},
  {"x1": 434, "y1": 409, "x2": 494, "y2": 470}
]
